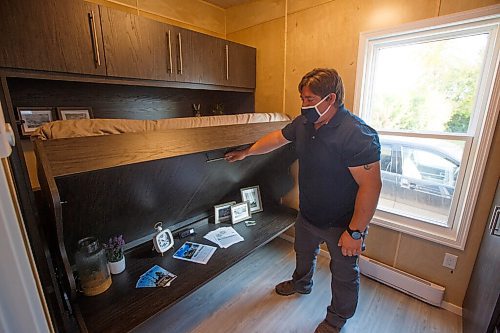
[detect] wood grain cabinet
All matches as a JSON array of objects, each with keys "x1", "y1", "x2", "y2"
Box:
[
  {"x1": 0, "y1": 0, "x2": 105, "y2": 75},
  {"x1": 0, "y1": 2, "x2": 256, "y2": 89},
  {"x1": 98, "y1": 6, "x2": 255, "y2": 88},
  {"x1": 99, "y1": 7, "x2": 227, "y2": 85},
  {"x1": 166, "y1": 27, "x2": 257, "y2": 88},
  {"x1": 99, "y1": 7, "x2": 172, "y2": 81},
  {"x1": 223, "y1": 41, "x2": 257, "y2": 89},
  {"x1": 171, "y1": 26, "x2": 225, "y2": 85}
]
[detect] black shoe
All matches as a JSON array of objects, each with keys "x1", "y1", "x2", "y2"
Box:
[
  {"x1": 275, "y1": 280, "x2": 311, "y2": 296},
  {"x1": 314, "y1": 320, "x2": 341, "y2": 333}
]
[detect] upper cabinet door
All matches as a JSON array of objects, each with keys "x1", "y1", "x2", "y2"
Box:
[
  {"x1": 172, "y1": 27, "x2": 224, "y2": 85},
  {"x1": 0, "y1": 1, "x2": 106, "y2": 75},
  {"x1": 224, "y1": 42, "x2": 256, "y2": 89},
  {"x1": 100, "y1": 7, "x2": 172, "y2": 81}
]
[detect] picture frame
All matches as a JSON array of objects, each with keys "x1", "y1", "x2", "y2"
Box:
[
  {"x1": 230, "y1": 201, "x2": 252, "y2": 224},
  {"x1": 16, "y1": 107, "x2": 54, "y2": 136},
  {"x1": 57, "y1": 107, "x2": 93, "y2": 120},
  {"x1": 240, "y1": 185, "x2": 263, "y2": 213},
  {"x1": 213, "y1": 201, "x2": 236, "y2": 224}
]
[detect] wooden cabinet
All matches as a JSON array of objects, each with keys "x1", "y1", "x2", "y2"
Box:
[
  {"x1": 94, "y1": 6, "x2": 255, "y2": 87},
  {"x1": 99, "y1": 7, "x2": 172, "y2": 81},
  {"x1": 224, "y1": 41, "x2": 256, "y2": 89},
  {"x1": 0, "y1": 2, "x2": 255, "y2": 89},
  {"x1": 99, "y1": 7, "x2": 226, "y2": 85},
  {"x1": 0, "y1": 0, "x2": 105, "y2": 75},
  {"x1": 171, "y1": 26, "x2": 225, "y2": 85}
]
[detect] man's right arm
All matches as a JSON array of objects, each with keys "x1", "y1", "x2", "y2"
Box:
[{"x1": 224, "y1": 130, "x2": 290, "y2": 162}]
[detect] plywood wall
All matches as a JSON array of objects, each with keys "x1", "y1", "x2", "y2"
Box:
[
  {"x1": 225, "y1": 0, "x2": 500, "y2": 308},
  {"x1": 87, "y1": 0, "x2": 226, "y2": 37},
  {"x1": 226, "y1": 0, "x2": 286, "y2": 116}
]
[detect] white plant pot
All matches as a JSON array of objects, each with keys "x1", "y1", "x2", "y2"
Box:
[{"x1": 108, "y1": 256, "x2": 126, "y2": 274}]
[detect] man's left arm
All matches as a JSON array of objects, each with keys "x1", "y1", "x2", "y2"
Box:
[{"x1": 338, "y1": 161, "x2": 382, "y2": 256}]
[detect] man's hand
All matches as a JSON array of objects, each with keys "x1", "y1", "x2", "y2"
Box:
[
  {"x1": 338, "y1": 231, "x2": 362, "y2": 257},
  {"x1": 224, "y1": 149, "x2": 248, "y2": 162},
  {"x1": 224, "y1": 130, "x2": 290, "y2": 163}
]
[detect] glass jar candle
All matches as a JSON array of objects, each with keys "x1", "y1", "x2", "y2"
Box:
[{"x1": 75, "y1": 236, "x2": 112, "y2": 296}]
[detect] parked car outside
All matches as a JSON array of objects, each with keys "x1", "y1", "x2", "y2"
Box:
[{"x1": 378, "y1": 136, "x2": 461, "y2": 224}]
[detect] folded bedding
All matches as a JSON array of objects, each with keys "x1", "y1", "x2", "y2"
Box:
[{"x1": 32, "y1": 113, "x2": 291, "y2": 140}]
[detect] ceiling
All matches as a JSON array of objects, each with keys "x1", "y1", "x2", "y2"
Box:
[{"x1": 203, "y1": 0, "x2": 254, "y2": 9}]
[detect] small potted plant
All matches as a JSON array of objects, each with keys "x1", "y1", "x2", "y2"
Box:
[{"x1": 104, "y1": 235, "x2": 126, "y2": 274}]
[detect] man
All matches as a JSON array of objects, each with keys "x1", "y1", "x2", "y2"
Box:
[{"x1": 225, "y1": 68, "x2": 381, "y2": 333}]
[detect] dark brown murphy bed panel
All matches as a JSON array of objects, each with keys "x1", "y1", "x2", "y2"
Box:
[{"x1": 34, "y1": 121, "x2": 297, "y2": 332}]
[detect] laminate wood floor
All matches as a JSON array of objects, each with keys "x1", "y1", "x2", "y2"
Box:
[{"x1": 134, "y1": 238, "x2": 461, "y2": 333}]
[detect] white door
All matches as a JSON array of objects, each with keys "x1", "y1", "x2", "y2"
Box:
[{"x1": 0, "y1": 103, "x2": 52, "y2": 332}]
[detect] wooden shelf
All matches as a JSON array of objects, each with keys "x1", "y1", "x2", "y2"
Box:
[
  {"x1": 0, "y1": 67, "x2": 255, "y2": 93},
  {"x1": 75, "y1": 205, "x2": 296, "y2": 333},
  {"x1": 37, "y1": 121, "x2": 289, "y2": 177}
]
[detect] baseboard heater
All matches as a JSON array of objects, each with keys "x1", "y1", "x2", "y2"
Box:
[{"x1": 359, "y1": 255, "x2": 445, "y2": 306}]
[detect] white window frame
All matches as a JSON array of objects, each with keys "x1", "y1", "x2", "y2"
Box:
[{"x1": 353, "y1": 5, "x2": 500, "y2": 249}]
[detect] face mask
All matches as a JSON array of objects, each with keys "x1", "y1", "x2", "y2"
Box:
[{"x1": 301, "y1": 94, "x2": 332, "y2": 123}]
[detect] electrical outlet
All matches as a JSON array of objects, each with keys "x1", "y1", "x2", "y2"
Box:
[{"x1": 443, "y1": 253, "x2": 458, "y2": 269}]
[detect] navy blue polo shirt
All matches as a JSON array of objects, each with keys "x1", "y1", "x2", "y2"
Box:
[{"x1": 282, "y1": 105, "x2": 380, "y2": 229}]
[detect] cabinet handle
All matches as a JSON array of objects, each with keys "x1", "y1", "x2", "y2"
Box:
[
  {"x1": 167, "y1": 30, "x2": 173, "y2": 74},
  {"x1": 225, "y1": 44, "x2": 229, "y2": 80},
  {"x1": 88, "y1": 11, "x2": 101, "y2": 67},
  {"x1": 177, "y1": 32, "x2": 183, "y2": 75}
]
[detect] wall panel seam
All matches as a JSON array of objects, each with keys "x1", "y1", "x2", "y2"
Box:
[
  {"x1": 283, "y1": 0, "x2": 288, "y2": 114},
  {"x1": 227, "y1": 15, "x2": 286, "y2": 35},
  {"x1": 287, "y1": 0, "x2": 338, "y2": 16}
]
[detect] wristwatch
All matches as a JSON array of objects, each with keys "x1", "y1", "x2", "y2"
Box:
[{"x1": 346, "y1": 226, "x2": 363, "y2": 240}]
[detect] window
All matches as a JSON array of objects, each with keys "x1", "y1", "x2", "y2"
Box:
[
  {"x1": 379, "y1": 137, "x2": 461, "y2": 225},
  {"x1": 354, "y1": 7, "x2": 500, "y2": 248}
]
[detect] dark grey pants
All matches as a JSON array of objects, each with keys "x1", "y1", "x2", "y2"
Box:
[{"x1": 291, "y1": 213, "x2": 360, "y2": 328}]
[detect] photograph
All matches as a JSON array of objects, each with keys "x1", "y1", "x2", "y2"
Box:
[
  {"x1": 173, "y1": 242, "x2": 216, "y2": 265},
  {"x1": 17, "y1": 107, "x2": 54, "y2": 136},
  {"x1": 240, "y1": 185, "x2": 263, "y2": 213},
  {"x1": 230, "y1": 201, "x2": 252, "y2": 224},
  {"x1": 57, "y1": 107, "x2": 93, "y2": 120},
  {"x1": 213, "y1": 201, "x2": 236, "y2": 224},
  {"x1": 136, "y1": 265, "x2": 177, "y2": 288}
]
